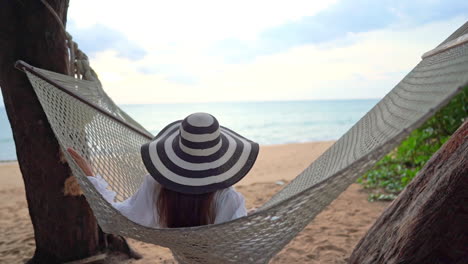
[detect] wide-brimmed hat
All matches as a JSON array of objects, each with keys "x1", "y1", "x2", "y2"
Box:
[{"x1": 141, "y1": 112, "x2": 259, "y2": 194}]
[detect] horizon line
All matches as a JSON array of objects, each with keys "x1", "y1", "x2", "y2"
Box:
[
  {"x1": 116, "y1": 97, "x2": 382, "y2": 106},
  {"x1": 0, "y1": 97, "x2": 382, "y2": 109}
]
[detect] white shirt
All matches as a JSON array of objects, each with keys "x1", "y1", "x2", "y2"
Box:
[{"x1": 87, "y1": 174, "x2": 247, "y2": 228}]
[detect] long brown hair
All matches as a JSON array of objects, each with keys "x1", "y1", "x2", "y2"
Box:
[{"x1": 157, "y1": 186, "x2": 216, "y2": 228}]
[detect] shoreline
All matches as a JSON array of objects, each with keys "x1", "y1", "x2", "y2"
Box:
[
  {"x1": 0, "y1": 141, "x2": 336, "y2": 189},
  {"x1": 0, "y1": 160, "x2": 17, "y2": 164},
  {"x1": 0, "y1": 140, "x2": 337, "y2": 164}
]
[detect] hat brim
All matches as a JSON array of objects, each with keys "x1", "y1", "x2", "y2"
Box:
[{"x1": 141, "y1": 121, "x2": 259, "y2": 194}]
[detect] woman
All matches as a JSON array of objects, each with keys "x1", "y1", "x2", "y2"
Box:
[{"x1": 68, "y1": 112, "x2": 259, "y2": 228}]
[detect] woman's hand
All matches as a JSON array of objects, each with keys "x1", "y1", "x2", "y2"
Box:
[
  {"x1": 67, "y1": 148, "x2": 95, "y2": 176},
  {"x1": 247, "y1": 207, "x2": 257, "y2": 215}
]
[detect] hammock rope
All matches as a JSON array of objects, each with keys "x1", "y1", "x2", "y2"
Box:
[{"x1": 16, "y1": 22, "x2": 468, "y2": 264}]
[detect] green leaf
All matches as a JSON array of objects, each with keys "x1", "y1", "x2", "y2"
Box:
[{"x1": 357, "y1": 86, "x2": 467, "y2": 201}]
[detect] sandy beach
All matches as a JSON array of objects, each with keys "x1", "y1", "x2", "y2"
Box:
[{"x1": 0, "y1": 141, "x2": 389, "y2": 264}]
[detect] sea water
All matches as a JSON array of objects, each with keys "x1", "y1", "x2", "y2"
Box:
[{"x1": 0, "y1": 99, "x2": 378, "y2": 161}]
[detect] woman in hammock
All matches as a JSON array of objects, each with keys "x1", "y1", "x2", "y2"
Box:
[{"x1": 68, "y1": 112, "x2": 259, "y2": 228}]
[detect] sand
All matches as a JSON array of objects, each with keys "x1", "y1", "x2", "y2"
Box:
[{"x1": 0, "y1": 141, "x2": 389, "y2": 264}]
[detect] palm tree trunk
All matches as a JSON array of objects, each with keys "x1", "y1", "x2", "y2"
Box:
[
  {"x1": 349, "y1": 121, "x2": 468, "y2": 264},
  {"x1": 0, "y1": 1, "x2": 140, "y2": 262}
]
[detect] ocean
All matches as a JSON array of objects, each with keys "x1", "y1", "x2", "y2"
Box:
[{"x1": 0, "y1": 99, "x2": 378, "y2": 161}]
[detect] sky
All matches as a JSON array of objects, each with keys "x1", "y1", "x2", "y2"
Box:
[{"x1": 1, "y1": 0, "x2": 467, "y2": 105}]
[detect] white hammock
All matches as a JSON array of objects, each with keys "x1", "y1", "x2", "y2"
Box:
[{"x1": 16, "y1": 22, "x2": 468, "y2": 263}]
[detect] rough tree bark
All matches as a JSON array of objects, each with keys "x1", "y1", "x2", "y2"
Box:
[
  {"x1": 0, "y1": 1, "x2": 140, "y2": 263},
  {"x1": 349, "y1": 121, "x2": 468, "y2": 264}
]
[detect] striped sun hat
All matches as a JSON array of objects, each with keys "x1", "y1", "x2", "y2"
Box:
[{"x1": 141, "y1": 112, "x2": 259, "y2": 194}]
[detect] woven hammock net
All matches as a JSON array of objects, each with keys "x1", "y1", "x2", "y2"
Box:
[{"x1": 20, "y1": 24, "x2": 468, "y2": 263}]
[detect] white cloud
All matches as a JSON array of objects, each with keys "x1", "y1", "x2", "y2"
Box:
[
  {"x1": 68, "y1": 0, "x2": 338, "y2": 45},
  {"x1": 69, "y1": 0, "x2": 466, "y2": 103},
  {"x1": 87, "y1": 15, "x2": 464, "y2": 103}
]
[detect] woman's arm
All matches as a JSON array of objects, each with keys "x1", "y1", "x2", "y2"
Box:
[
  {"x1": 67, "y1": 148, "x2": 94, "y2": 176},
  {"x1": 214, "y1": 187, "x2": 247, "y2": 224},
  {"x1": 67, "y1": 148, "x2": 159, "y2": 228},
  {"x1": 68, "y1": 148, "x2": 118, "y2": 203}
]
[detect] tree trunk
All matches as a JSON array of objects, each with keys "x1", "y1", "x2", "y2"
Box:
[
  {"x1": 349, "y1": 121, "x2": 468, "y2": 264},
  {"x1": 0, "y1": 1, "x2": 140, "y2": 263}
]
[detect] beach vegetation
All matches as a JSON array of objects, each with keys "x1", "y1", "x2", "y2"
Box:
[{"x1": 358, "y1": 86, "x2": 467, "y2": 201}]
